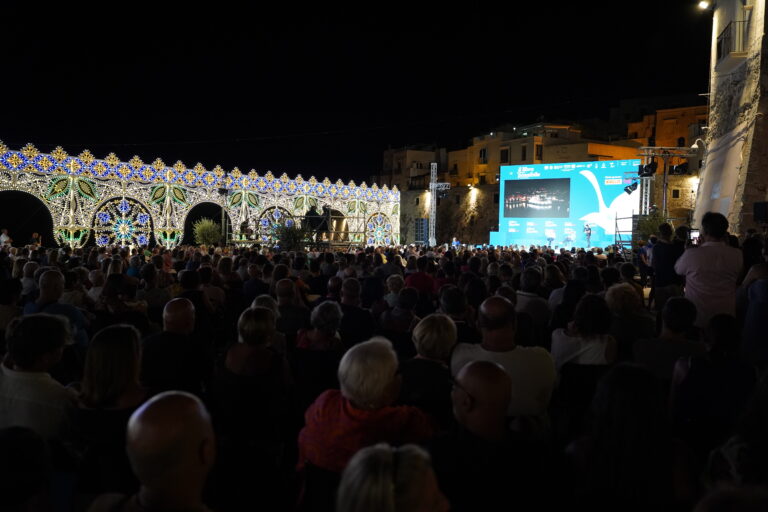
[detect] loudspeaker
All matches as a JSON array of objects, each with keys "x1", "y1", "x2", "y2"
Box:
[{"x1": 754, "y1": 201, "x2": 768, "y2": 223}]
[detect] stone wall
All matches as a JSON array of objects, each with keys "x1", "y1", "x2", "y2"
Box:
[{"x1": 400, "y1": 185, "x2": 500, "y2": 245}]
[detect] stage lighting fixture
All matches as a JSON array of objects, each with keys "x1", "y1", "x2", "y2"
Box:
[
  {"x1": 698, "y1": 1, "x2": 710, "y2": 9},
  {"x1": 624, "y1": 181, "x2": 638, "y2": 195},
  {"x1": 638, "y1": 159, "x2": 658, "y2": 177},
  {"x1": 671, "y1": 162, "x2": 690, "y2": 175}
]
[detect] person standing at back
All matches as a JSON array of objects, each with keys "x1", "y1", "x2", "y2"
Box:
[
  {"x1": 652, "y1": 223, "x2": 685, "y2": 312},
  {"x1": 674, "y1": 212, "x2": 742, "y2": 327}
]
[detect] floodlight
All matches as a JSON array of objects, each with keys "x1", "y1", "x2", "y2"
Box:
[
  {"x1": 698, "y1": 1, "x2": 711, "y2": 9},
  {"x1": 624, "y1": 182, "x2": 639, "y2": 195},
  {"x1": 671, "y1": 162, "x2": 690, "y2": 175},
  {"x1": 638, "y1": 158, "x2": 658, "y2": 177}
]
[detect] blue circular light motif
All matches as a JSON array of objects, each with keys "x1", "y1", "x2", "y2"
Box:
[
  {"x1": 137, "y1": 235, "x2": 148, "y2": 245},
  {"x1": 97, "y1": 212, "x2": 110, "y2": 223},
  {"x1": 113, "y1": 218, "x2": 134, "y2": 240},
  {"x1": 137, "y1": 213, "x2": 149, "y2": 225},
  {"x1": 285, "y1": 219, "x2": 294, "y2": 227},
  {"x1": 272, "y1": 209, "x2": 282, "y2": 220},
  {"x1": 260, "y1": 219, "x2": 270, "y2": 227},
  {"x1": 118, "y1": 199, "x2": 130, "y2": 214},
  {"x1": 97, "y1": 235, "x2": 110, "y2": 246}
]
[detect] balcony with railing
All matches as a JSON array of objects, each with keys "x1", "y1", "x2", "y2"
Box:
[{"x1": 716, "y1": 21, "x2": 748, "y2": 70}]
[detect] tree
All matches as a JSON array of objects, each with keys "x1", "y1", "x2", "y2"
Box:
[
  {"x1": 274, "y1": 223, "x2": 313, "y2": 251},
  {"x1": 193, "y1": 217, "x2": 221, "y2": 246},
  {"x1": 636, "y1": 211, "x2": 667, "y2": 241}
]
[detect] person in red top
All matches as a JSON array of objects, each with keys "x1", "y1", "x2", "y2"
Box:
[
  {"x1": 297, "y1": 337, "x2": 434, "y2": 473},
  {"x1": 404, "y1": 256, "x2": 435, "y2": 296}
]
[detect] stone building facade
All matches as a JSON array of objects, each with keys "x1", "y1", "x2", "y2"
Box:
[{"x1": 695, "y1": 0, "x2": 767, "y2": 232}]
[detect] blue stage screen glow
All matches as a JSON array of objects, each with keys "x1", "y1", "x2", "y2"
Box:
[{"x1": 489, "y1": 159, "x2": 641, "y2": 248}]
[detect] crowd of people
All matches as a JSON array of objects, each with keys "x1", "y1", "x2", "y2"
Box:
[{"x1": 0, "y1": 210, "x2": 767, "y2": 511}]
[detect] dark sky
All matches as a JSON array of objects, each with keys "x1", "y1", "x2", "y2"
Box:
[{"x1": 0, "y1": 3, "x2": 712, "y2": 183}]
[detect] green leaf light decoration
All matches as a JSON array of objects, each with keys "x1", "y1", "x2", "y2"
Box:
[
  {"x1": 150, "y1": 185, "x2": 167, "y2": 204},
  {"x1": 46, "y1": 177, "x2": 71, "y2": 201},
  {"x1": 76, "y1": 178, "x2": 99, "y2": 202},
  {"x1": 171, "y1": 186, "x2": 187, "y2": 205},
  {"x1": 229, "y1": 191, "x2": 243, "y2": 207}
]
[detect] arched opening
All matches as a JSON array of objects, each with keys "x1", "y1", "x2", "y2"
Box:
[
  {"x1": 183, "y1": 202, "x2": 232, "y2": 245},
  {"x1": 0, "y1": 190, "x2": 54, "y2": 246}
]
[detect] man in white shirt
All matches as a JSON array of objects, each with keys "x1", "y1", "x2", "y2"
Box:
[
  {"x1": 451, "y1": 296, "x2": 556, "y2": 420},
  {"x1": 0, "y1": 314, "x2": 74, "y2": 440},
  {"x1": 674, "y1": 212, "x2": 743, "y2": 327}
]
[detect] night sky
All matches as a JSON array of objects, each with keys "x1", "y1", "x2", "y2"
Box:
[{"x1": 1, "y1": 3, "x2": 712, "y2": 183}]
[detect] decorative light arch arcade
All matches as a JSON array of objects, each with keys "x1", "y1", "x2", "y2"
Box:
[{"x1": 0, "y1": 141, "x2": 401, "y2": 248}]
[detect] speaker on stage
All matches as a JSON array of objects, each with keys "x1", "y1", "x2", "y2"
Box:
[{"x1": 754, "y1": 201, "x2": 768, "y2": 223}]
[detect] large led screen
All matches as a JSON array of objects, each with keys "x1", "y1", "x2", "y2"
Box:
[{"x1": 489, "y1": 160, "x2": 641, "y2": 248}]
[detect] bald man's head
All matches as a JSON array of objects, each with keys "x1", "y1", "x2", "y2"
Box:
[
  {"x1": 478, "y1": 296, "x2": 516, "y2": 331},
  {"x1": 452, "y1": 361, "x2": 512, "y2": 435},
  {"x1": 127, "y1": 391, "x2": 215, "y2": 488},
  {"x1": 163, "y1": 298, "x2": 195, "y2": 335}
]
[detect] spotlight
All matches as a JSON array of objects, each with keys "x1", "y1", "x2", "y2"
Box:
[
  {"x1": 638, "y1": 158, "x2": 658, "y2": 177},
  {"x1": 698, "y1": 1, "x2": 711, "y2": 9},
  {"x1": 670, "y1": 162, "x2": 690, "y2": 175},
  {"x1": 624, "y1": 181, "x2": 639, "y2": 195}
]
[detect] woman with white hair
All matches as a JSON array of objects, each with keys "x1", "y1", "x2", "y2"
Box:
[
  {"x1": 336, "y1": 443, "x2": 449, "y2": 512},
  {"x1": 297, "y1": 338, "x2": 434, "y2": 475}
]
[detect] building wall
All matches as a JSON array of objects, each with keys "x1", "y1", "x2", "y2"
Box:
[
  {"x1": 694, "y1": 0, "x2": 767, "y2": 232},
  {"x1": 400, "y1": 185, "x2": 500, "y2": 245}
]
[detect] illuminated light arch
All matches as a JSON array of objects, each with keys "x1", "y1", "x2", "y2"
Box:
[{"x1": 0, "y1": 141, "x2": 401, "y2": 248}]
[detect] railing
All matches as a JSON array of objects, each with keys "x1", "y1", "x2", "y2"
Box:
[{"x1": 717, "y1": 21, "x2": 748, "y2": 61}]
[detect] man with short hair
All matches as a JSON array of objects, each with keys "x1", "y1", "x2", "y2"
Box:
[
  {"x1": 652, "y1": 222, "x2": 685, "y2": 312},
  {"x1": 430, "y1": 360, "x2": 544, "y2": 510},
  {"x1": 405, "y1": 256, "x2": 435, "y2": 296},
  {"x1": 338, "y1": 277, "x2": 374, "y2": 348},
  {"x1": 0, "y1": 314, "x2": 74, "y2": 440},
  {"x1": 451, "y1": 296, "x2": 556, "y2": 422},
  {"x1": 141, "y1": 298, "x2": 212, "y2": 396},
  {"x1": 675, "y1": 212, "x2": 742, "y2": 327},
  {"x1": 633, "y1": 297, "x2": 706, "y2": 381},
  {"x1": 515, "y1": 268, "x2": 550, "y2": 329},
  {"x1": 87, "y1": 392, "x2": 216, "y2": 512},
  {"x1": 275, "y1": 278, "x2": 310, "y2": 340},
  {"x1": 23, "y1": 270, "x2": 88, "y2": 347}
]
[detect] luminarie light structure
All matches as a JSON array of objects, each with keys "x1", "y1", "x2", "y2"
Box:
[{"x1": 0, "y1": 142, "x2": 400, "y2": 248}]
